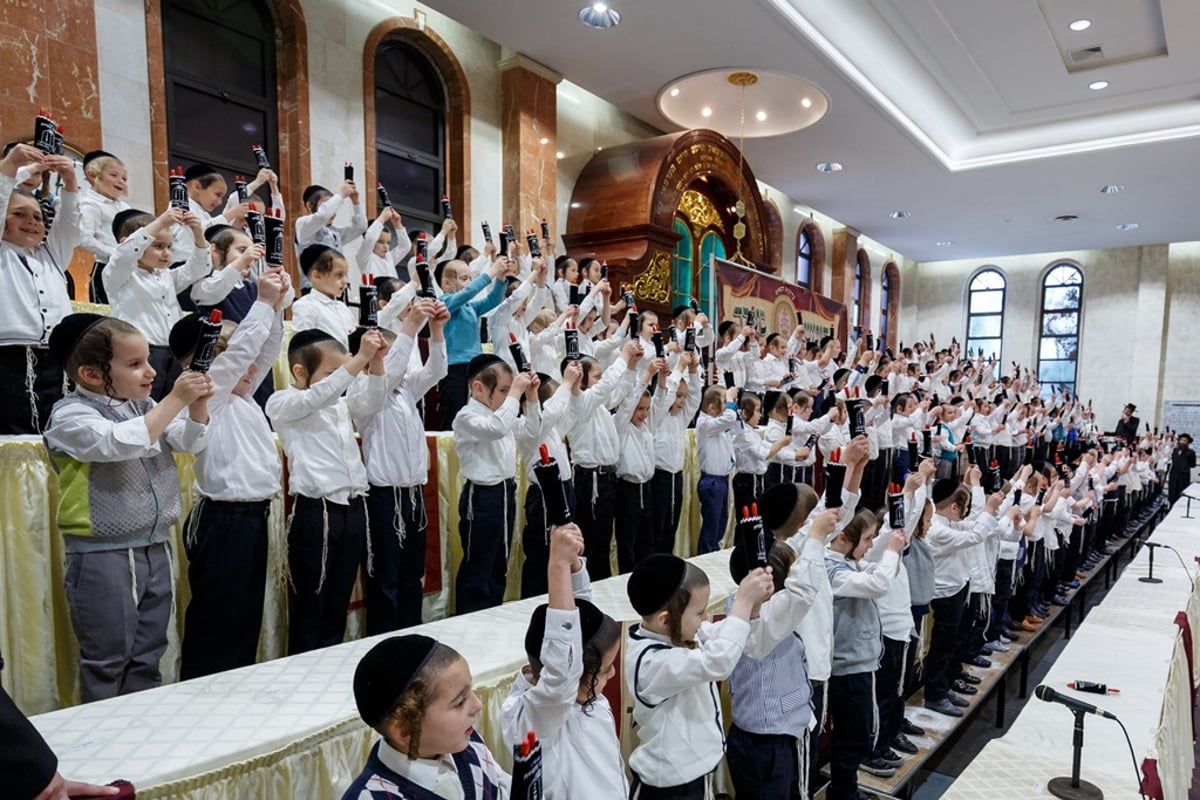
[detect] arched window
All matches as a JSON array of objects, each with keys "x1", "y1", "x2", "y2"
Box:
[
  {"x1": 797, "y1": 221, "x2": 825, "y2": 293},
  {"x1": 965, "y1": 269, "x2": 1005, "y2": 362},
  {"x1": 698, "y1": 231, "x2": 725, "y2": 318},
  {"x1": 671, "y1": 218, "x2": 694, "y2": 310},
  {"x1": 880, "y1": 262, "x2": 899, "y2": 349},
  {"x1": 162, "y1": 0, "x2": 277, "y2": 198},
  {"x1": 1038, "y1": 264, "x2": 1084, "y2": 397},
  {"x1": 374, "y1": 41, "x2": 447, "y2": 238},
  {"x1": 852, "y1": 249, "x2": 870, "y2": 329}
]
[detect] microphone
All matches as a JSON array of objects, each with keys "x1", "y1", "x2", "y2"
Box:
[
  {"x1": 1142, "y1": 541, "x2": 1165, "y2": 548},
  {"x1": 1033, "y1": 684, "x2": 1116, "y2": 720}
]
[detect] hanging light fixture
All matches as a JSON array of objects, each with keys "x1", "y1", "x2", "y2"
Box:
[
  {"x1": 579, "y1": 2, "x2": 621, "y2": 29},
  {"x1": 727, "y1": 71, "x2": 757, "y2": 267}
]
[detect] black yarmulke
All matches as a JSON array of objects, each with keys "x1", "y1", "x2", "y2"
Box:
[
  {"x1": 111, "y1": 208, "x2": 150, "y2": 241},
  {"x1": 204, "y1": 223, "x2": 237, "y2": 244},
  {"x1": 627, "y1": 554, "x2": 687, "y2": 616},
  {"x1": 864, "y1": 375, "x2": 883, "y2": 396},
  {"x1": 48, "y1": 313, "x2": 106, "y2": 366},
  {"x1": 288, "y1": 328, "x2": 335, "y2": 356},
  {"x1": 524, "y1": 599, "x2": 607, "y2": 660},
  {"x1": 760, "y1": 482, "x2": 799, "y2": 532},
  {"x1": 184, "y1": 163, "x2": 220, "y2": 183},
  {"x1": 932, "y1": 477, "x2": 959, "y2": 505},
  {"x1": 467, "y1": 353, "x2": 505, "y2": 380},
  {"x1": 353, "y1": 635, "x2": 437, "y2": 727},
  {"x1": 672, "y1": 305, "x2": 690, "y2": 320},
  {"x1": 82, "y1": 150, "x2": 115, "y2": 170}
]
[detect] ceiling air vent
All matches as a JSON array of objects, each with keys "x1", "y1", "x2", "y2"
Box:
[
  {"x1": 1068, "y1": 46, "x2": 1104, "y2": 66},
  {"x1": 1052, "y1": 213, "x2": 1080, "y2": 223}
]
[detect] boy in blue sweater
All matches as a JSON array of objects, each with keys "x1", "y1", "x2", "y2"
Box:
[{"x1": 436, "y1": 255, "x2": 513, "y2": 428}]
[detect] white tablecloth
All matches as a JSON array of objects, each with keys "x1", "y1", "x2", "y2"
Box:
[
  {"x1": 32, "y1": 550, "x2": 737, "y2": 799},
  {"x1": 947, "y1": 489, "x2": 1200, "y2": 800}
]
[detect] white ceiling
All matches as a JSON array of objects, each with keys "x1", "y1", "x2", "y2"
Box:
[{"x1": 420, "y1": 0, "x2": 1200, "y2": 262}]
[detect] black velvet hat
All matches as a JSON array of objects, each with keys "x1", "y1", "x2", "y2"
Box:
[
  {"x1": 627, "y1": 554, "x2": 687, "y2": 616},
  {"x1": 932, "y1": 477, "x2": 959, "y2": 505},
  {"x1": 169, "y1": 313, "x2": 206, "y2": 360},
  {"x1": 353, "y1": 635, "x2": 438, "y2": 727}
]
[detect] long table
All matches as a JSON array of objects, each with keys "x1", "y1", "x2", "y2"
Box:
[
  {"x1": 946, "y1": 489, "x2": 1200, "y2": 799},
  {"x1": 30, "y1": 549, "x2": 737, "y2": 799}
]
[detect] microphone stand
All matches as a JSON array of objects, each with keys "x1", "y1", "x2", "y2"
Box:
[
  {"x1": 1184, "y1": 493, "x2": 1196, "y2": 520},
  {"x1": 1139, "y1": 543, "x2": 1163, "y2": 584},
  {"x1": 1048, "y1": 709, "x2": 1104, "y2": 800}
]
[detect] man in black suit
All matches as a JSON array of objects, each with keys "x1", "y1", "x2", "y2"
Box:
[
  {"x1": 1, "y1": 686, "x2": 117, "y2": 799},
  {"x1": 1114, "y1": 403, "x2": 1140, "y2": 444}
]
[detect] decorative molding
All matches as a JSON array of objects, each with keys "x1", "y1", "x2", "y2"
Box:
[
  {"x1": 497, "y1": 52, "x2": 562, "y2": 85},
  {"x1": 632, "y1": 251, "x2": 672, "y2": 304},
  {"x1": 678, "y1": 189, "x2": 723, "y2": 236}
]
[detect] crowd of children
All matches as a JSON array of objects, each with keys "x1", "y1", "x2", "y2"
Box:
[{"x1": 2, "y1": 133, "x2": 1192, "y2": 798}]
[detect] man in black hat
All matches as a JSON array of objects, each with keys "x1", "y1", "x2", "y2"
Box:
[
  {"x1": 1169, "y1": 433, "x2": 1196, "y2": 506},
  {"x1": 1114, "y1": 403, "x2": 1139, "y2": 444}
]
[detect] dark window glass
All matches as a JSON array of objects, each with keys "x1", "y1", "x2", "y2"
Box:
[{"x1": 797, "y1": 227, "x2": 811, "y2": 288}]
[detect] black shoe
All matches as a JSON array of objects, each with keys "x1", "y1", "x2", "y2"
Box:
[
  {"x1": 877, "y1": 748, "x2": 905, "y2": 766},
  {"x1": 956, "y1": 672, "x2": 982, "y2": 685},
  {"x1": 969, "y1": 656, "x2": 993, "y2": 668},
  {"x1": 1051, "y1": 594, "x2": 1069, "y2": 606},
  {"x1": 902, "y1": 718, "x2": 926, "y2": 736},
  {"x1": 860, "y1": 757, "x2": 897, "y2": 777},
  {"x1": 925, "y1": 697, "x2": 964, "y2": 717},
  {"x1": 953, "y1": 679, "x2": 979, "y2": 695},
  {"x1": 947, "y1": 691, "x2": 970, "y2": 707},
  {"x1": 892, "y1": 733, "x2": 919, "y2": 754}
]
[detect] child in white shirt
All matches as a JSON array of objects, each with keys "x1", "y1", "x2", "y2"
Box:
[
  {"x1": 614, "y1": 356, "x2": 667, "y2": 572},
  {"x1": 696, "y1": 384, "x2": 739, "y2": 554},
  {"x1": 265, "y1": 327, "x2": 388, "y2": 654},
  {"x1": 77, "y1": 150, "x2": 130, "y2": 304},
  {"x1": 291, "y1": 244, "x2": 356, "y2": 348},
  {"x1": 649, "y1": 352, "x2": 703, "y2": 556}
]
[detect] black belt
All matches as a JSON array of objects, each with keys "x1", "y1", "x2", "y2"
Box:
[{"x1": 578, "y1": 464, "x2": 617, "y2": 475}]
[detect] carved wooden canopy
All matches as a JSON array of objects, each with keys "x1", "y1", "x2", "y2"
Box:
[{"x1": 563, "y1": 128, "x2": 772, "y2": 314}]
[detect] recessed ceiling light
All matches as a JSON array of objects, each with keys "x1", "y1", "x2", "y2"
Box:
[
  {"x1": 801, "y1": 97, "x2": 813, "y2": 109},
  {"x1": 1099, "y1": 184, "x2": 1123, "y2": 194},
  {"x1": 1089, "y1": 80, "x2": 1109, "y2": 91},
  {"x1": 539, "y1": 137, "x2": 549, "y2": 145},
  {"x1": 701, "y1": 107, "x2": 713, "y2": 118},
  {"x1": 816, "y1": 161, "x2": 843, "y2": 173},
  {"x1": 570, "y1": 202, "x2": 582, "y2": 209},
  {"x1": 555, "y1": 151, "x2": 565, "y2": 159},
  {"x1": 579, "y1": 2, "x2": 620, "y2": 29},
  {"x1": 1117, "y1": 222, "x2": 1140, "y2": 231},
  {"x1": 1069, "y1": 19, "x2": 1091, "y2": 32},
  {"x1": 936, "y1": 240, "x2": 954, "y2": 247},
  {"x1": 889, "y1": 210, "x2": 910, "y2": 219},
  {"x1": 755, "y1": 110, "x2": 767, "y2": 121},
  {"x1": 669, "y1": 87, "x2": 680, "y2": 97}
]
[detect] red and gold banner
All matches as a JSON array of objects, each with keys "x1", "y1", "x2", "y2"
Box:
[{"x1": 713, "y1": 257, "x2": 846, "y2": 343}]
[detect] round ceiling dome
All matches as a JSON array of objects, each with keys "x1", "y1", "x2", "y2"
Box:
[{"x1": 657, "y1": 69, "x2": 830, "y2": 138}]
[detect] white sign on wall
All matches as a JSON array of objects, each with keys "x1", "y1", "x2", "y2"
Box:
[{"x1": 1162, "y1": 400, "x2": 1200, "y2": 437}]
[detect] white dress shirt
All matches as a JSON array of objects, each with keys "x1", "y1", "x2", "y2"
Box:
[
  {"x1": 290, "y1": 290, "x2": 356, "y2": 349},
  {"x1": 518, "y1": 383, "x2": 577, "y2": 484},
  {"x1": 652, "y1": 367, "x2": 702, "y2": 474},
  {"x1": 453, "y1": 396, "x2": 524, "y2": 485},
  {"x1": 265, "y1": 366, "x2": 386, "y2": 504},
  {"x1": 565, "y1": 359, "x2": 634, "y2": 468},
  {"x1": 192, "y1": 300, "x2": 283, "y2": 501},
  {"x1": 696, "y1": 406, "x2": 738, "y2": 476},
  {"x1": 616, "y1": 379, "x2": 655, "y2": 483},
  {"x1": 350, "y1": 332, "x2": 447, "y2": 488},
  {"x1": 77, "y1": 185, "x2": 129, "y2": 263},
  {"x1": 105, "y1": 227, "x2": 212, "y2": 346},
  {"x1": 0, "y1": 180, "x2": 73, "y2": 346}
]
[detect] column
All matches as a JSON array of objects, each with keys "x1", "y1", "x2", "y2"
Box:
[
  {"x1": 499, "y1": 54, "x2": 560, "y2": 236},
  {"x1": 830, "y1": 227, "x2": 860, "y2": 331}
]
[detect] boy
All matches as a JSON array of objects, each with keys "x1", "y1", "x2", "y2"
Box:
[
  {"x1": 696, "y1": 384, "x2": 739, "y2": 554},
  {"x1": 453, "y1": 354, "x2": 536, "y2": 613}
]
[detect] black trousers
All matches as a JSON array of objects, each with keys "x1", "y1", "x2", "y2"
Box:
[
  {"x1": 148, "y1": 344, "x2": 181, "y2": 403},
  {"x1": 615, "y1": 478, "x2": 653, "y2": 574},
  {"x1": 89, "y1": 260, "x2": 108, "y2": 304},
  {"x1": 438, "y1": 362, "x2": 469, "y2": 430},
  {"x1": 520, "y1": 480, "x2": 577, "y2": 598},
  {"x1": 287, "y1": 495, "x2": 366, "y2": 654},
  {"x1": 727, "y1": 725, "x2": 802, "y2": 800},
  {"x1": 925, "y1": 584, "x2": 968, "y2": 701},
  {"x1": 180, "y1": 498, "x2": 270, "y2": 679},
  {"x1": 649, "y1": 468, "x2": 683, "y2": 556},
  {"x1": 575, "y1": 466, "x2": 617, "y2": 581},
  {"x1": 827, "y1": 671, "x2": 874, "y2": 800},
  {"x1": 629, "y1": 774, "x2": 705, "y2": 799},
  {"x1": 861, "y1": 453, "x2": 888, "y2": 514},
  {"x1": 731, "y1": 472, "x2": 764, "y2": 522},
  {"x1": 808, "y1": 678, "x2": 826, "y2": 798},
  {"x1": 456, "y1": 480, "x2": 515, "y2": 614},
  {"x1": 873, "y1": 636, "x2": 906, "y2": 758},
  {"x1": 365, "y1": 484, "x2": 427, "y2": 633},
  {"x1": 987, "y1": 559, "x2": 1015, "y2": 641},
  {"x1": 964, "y1": 591, "x2": 989, "y2": 662},
  {"x1": 0, "y1": 345, "x2": 63, "y2": 435}
]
